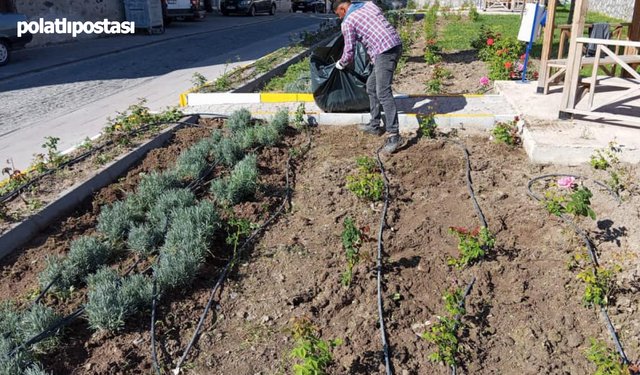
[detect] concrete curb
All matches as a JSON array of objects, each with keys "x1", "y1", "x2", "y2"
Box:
[
  {"x1": 0, "y1": 115, "x2": 198, "y2": 261},
  {"x1": 186, "y1": 92, "x2": 492, "y2": 106},
  {"x1": 239, "y1": 111, "x2": 502, "y2": 132}
]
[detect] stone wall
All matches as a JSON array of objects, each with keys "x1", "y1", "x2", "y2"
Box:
[
  {"x1": 586, "y1": 0, "x2": 633, "y2": 22},
  {"x1": 14, "y1": 0, "x2": 125, "y2": 47}
]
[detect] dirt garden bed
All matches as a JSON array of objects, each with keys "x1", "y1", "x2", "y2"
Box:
[
  {"x1": 1, "y1": 117, "x2": 638, "y2": 374},
  {"x1": 0, "y1": 104, "x2": 185, "y2": 236}
]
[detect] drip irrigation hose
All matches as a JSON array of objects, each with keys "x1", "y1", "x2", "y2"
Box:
[
  {"x1": 451, "y1": 276, "x2": 476, "y2": 375},
  {"x1": 527, "y1": 174, "x2": 628, "y2": 364},
  {"x1": 527, "y1": 174, "x2": 621, "y2": 266},
  {"x1": 444, "y1": 139, "x2": 487, "y2": 228},
  {"x1": 151, "y1": 254, "x2": 162, "y2": 375},
  {"x1": 0, "y1": 117, "x2": 227, "y2": 204},
  {"x1": 444, "y1": 139, "x2": 484, "y2": 375},
  {"x1": 374, "y1": 147, "x2": 393, "y2": 375},
  {"x1": 5, "y1": 258, "x2": 143, "y2": 360},
  {"x1": 166, "y1": 156, "x2": 293, "y2": 375}
]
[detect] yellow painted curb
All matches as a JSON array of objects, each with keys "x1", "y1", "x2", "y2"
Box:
[
  {"x1": 179, "y1": 82, "x2": 213, "y2": 107},
  {"x1": 260, "y1": 93, "x2": 315, "y2": 103}
]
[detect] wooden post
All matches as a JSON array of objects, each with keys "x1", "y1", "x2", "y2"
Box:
[
  {"x1": 559, "y1": 0, "x2": 588, "y2": 116},
  {"x1": 536, "y1": 0, "x2": 557, "y2": 93},
  {"x1": 625, "y1": 0, "x2": 640, "y2": 55}
]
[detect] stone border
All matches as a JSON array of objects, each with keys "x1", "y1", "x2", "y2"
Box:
[{"x1": 0, "y1": 115, "x2": 198, "y2": 261}]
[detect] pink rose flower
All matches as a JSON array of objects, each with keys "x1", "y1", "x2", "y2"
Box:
[
  {"x1": 557, "y1": 176, "x2": 576, "y2": 188},
  {"x1": 480, "y1": 77, "x2": 490, "y2": 85},
  {"x1": 517, "y1": 63, "x2": 524, "y2": 71}
]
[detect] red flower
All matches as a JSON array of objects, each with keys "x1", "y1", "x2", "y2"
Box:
[
  {"x1": 520, "y1": 54, "x2": 526, "y2": 60},
  {"x1": 427, "y1": 39, "x2": 437, "y2": 44},
  {"x1": 515, "y1": 116, "x2": 520, "y2": 122},
  {"x1": 533, "y1": 72, "x2": 539, "y2": 79},
  {"x1": 505, "y1": 61, "x2": 512, "y2": 69},
  {"x1": 487, "y1": 38, "x2": 494, "y2": 46},
  {"x1": 510, "y1": 72, "x2": 515, "y2": 78}
]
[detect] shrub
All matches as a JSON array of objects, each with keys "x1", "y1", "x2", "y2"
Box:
[
  {"x1": 346, "y1": 157, "x2": 384, "y2": 202},
  {"x1": 0, "y1": 301, "x2": 20, "y2": 335},
  {"x1": 155, "y1": 200, "x2": 221, "y2": 291},
  {"x1": 423, "y1": 286, "x2": 466, "y2": 367},
  {"x1": 18, "y1": 304, "x2": 61, "y2": 352},
  {"x1": 255, "y1": 124, "x2": 280, "y2": 147},
  {"x1": 586, "y1": 339, "x2": 634, "y2": 375},
  {"x1": 97, "y1": 200, "x2": 135, "y2": 243},
  {"x1": 270, "y1": 109, "x2": 289, "y2": 133},
  {"x1": 236, "y1": 127, "x2": 258, "y2": 149},
  {"x1": 287, "y1": 317, "x2": 341, "y2": 375},
  {"x1": 39, "y1": 236, "x2": 113, "y2": 293},
  {"x1": 210, "y1": 154, "x2": 259, "y2": 205},
  {"x1": 66, "y1": 236, "x2": 113, "y2": 282},
  {"x1": 126, "y1": 171, "x2": 181, "y2": 217},
  {"x1": 447, "y1": 226, "x2": 495, "y2": 269},
  {"x1": 146, "y1": 188, "x2": 196, "y2": 226},
  {"x1": 213, "y1": 136, "x2": 243, "y2": 166},
  {"x1": 492, "y1": 118, "x2": 520, "y2": 146},
  {"x1": 175, "y1": 139, "x2": 215, "y2": 180},
  {"x1": 85, "y1": 268, "x2": 153, "y2": 331},
  {"x1": 0, "y1": 335, "x2": 32, "y2": 375},
  {"x1": 226, "y1": 109, "x2": 252, "y2": 134},
  {"x1": 24, "y1": 366, "x2": 51, "y2": 375},
  {"x1": 127, "y1": 223, "x2": 163, "y2": 256}
]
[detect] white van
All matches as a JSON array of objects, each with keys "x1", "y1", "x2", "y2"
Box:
[{"x1": 165, "y1": 0, "x2": 206, "y2": 21}]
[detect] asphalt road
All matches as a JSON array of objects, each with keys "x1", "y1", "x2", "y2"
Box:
[{"x1": 0, "y1": 12, "x2": 335, "y2": 171}]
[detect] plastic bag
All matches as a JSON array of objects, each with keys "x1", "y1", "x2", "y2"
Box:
[{"x1": 310, "y1": 34, "x2": 372, "y2": 113}]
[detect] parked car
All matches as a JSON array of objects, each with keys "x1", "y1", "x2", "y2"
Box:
[
  {"x1": 0, "y1": 12, "x2": 32, "y2": 66},
  {"x1": 165, "y1": 0, "x2": 206, "y2": 21},
  {"x1": 291, "y1": 0, "x2": 327, "y2": 13},
  {"x1": 221, "y1": 0, "x2": 276, "y2": 16}
]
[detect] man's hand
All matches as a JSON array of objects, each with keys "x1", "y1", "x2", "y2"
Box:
[{"x1": 335, "y1": 60, "x2": 345, "y2": 70}]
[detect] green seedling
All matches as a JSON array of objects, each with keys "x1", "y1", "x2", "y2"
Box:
[
  {"x1": 346, "y1": 157, "x2": 384, "y2": 202},
  {"x1": 286, "y1": 316, "x2": 341, "y2": 375},
  {"x1": 577, "y1": 264, "x2": 620, "y2": 308},
  {"x1": 423, "y1": 286, "x2": 466, "y2": 367},
  {"x1": 447, "y1": 226, "x2": 495, "y2": 269}
]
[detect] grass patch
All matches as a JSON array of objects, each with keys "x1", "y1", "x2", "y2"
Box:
[
  {"x1": 262, "y1": 58, "x2": 311, "y2": 92},
  {"x1": 441, "y1": 5, "x2": 627, "y2": 59}
]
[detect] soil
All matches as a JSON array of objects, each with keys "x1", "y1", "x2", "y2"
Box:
[{"x1": 1, "y1": 123, "x2": 638, "y2": 375}]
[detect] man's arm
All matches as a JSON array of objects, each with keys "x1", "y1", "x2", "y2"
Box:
[{"x1": 338, "y1": 21, "x2": 357, "y2": 67}]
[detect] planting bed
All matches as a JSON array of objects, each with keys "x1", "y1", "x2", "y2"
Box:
[{"x1": 1, "y1": 123, "x2": 639, "y2": 375}]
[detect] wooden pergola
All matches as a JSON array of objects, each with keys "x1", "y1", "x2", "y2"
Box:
[{"x1": 536, "y1": 0, "x2": 640, "y2": 123}]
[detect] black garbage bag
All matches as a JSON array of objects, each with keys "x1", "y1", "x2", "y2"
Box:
[{"x1": 310, "y1": 35, "x2": 373, "y2": 113}]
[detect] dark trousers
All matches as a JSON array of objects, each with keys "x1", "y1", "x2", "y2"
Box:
[{"x1": 366, "y1": 44, "x2": 402, "y2": 134}]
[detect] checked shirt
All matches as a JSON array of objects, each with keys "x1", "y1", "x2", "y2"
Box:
[{"x1": 339, "y1": 1, "x2": 402, "y2": 66}]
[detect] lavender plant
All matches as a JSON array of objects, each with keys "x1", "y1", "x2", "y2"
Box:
[
  {"x1": 213, "y1": 136, "x2": 243, "y2": 167},
  {"x1": 127, "y1": 223, "x2": 163, "y2": 257},
  {"x1": 85, "y1": 268, "x2": 153, "y2": 331},
  {"x1": 17, "y1": 304, "x2": 61, "y2": 352},
  {"x1": 210, "y1": 154, "x2": 258, "y2": 205},
  {"x1": 39, "y1": 236, "x2": 113, "y2": 293},
  {"x1": 97, "y1": 200, "x2": 135, "y2": 243},
  {"x1": 226, "y1": 108, "x2": 253, "y2": 134}
]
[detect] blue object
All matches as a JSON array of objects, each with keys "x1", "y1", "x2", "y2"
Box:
[
  {"x1": 344, "y1": 1, "x2": 365, "y2": 21},
  {"x1": 522, "y1": 3, "x2": 540, "y2": 83}
]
